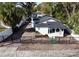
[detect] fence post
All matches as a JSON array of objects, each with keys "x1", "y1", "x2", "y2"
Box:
[
  {"x1": 2, "y1": 36, "x2": 4, "y2": 42},
  {"x1": 31, "y1": 36, "x2": 32, "y2": 43},
  {"x1": 69, "y1": 37, "x2": 71, "y2": 44},
  {"x1": 11, "y1": 35, "x2": 13, "y2": 43},
  {"x1": 20, "y1": 38, "x2": 21, "y2": 43},
  {"x1": 59, "y1": 37, "x2": 60, "y2": 44}
]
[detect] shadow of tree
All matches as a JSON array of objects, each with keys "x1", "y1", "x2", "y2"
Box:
[
  {"x1": 25, "y1": 28, "x2": 35, "y2": 32},
  {"x1": 3, "y1": 21, "x2": 29, "y2": 42}
]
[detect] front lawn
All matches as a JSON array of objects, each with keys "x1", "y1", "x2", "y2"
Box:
[{"x1": 0, "y1": 27, "x2": 6, "y2": 32}]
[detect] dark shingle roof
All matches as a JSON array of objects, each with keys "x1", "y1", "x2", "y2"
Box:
[
  {"x1": 38, "y1": 15, "x2": 52, "y2": 23},
  {"x1": 35, "y1": 22, "x2": 66, "y2": 29},
  {"x1": 48, "y1": 22, "x2": 66, "y2": 29},
  {"x1": 35, "y1": 23, "x2": 48, "y2": 27}
]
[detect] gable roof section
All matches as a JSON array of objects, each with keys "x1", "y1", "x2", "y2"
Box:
[
  {"x1": 35, "y1": 22, "x2": 66, "y2": 29},
  {"x1": 37, "y1": 15, "x2": 62, "y2": 23},
  {"x1": 33, "y1": 14, "x2": 66, "y2": 29},
  {"x1": 48, "y1": 22, "x2": 66, "y2": 29},
  {"x1": 38, "y1": 15, "x2": 52, "y2": 22},
  {"x1": 35, "y1": 23, "x2": 48, "y2": 27}
]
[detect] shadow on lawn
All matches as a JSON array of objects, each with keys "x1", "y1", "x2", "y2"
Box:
[{"x1": 3, "y1": 21, "x2": 29, "y2": 42}]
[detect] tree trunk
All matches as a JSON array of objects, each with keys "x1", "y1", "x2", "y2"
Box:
[
  {"x1": 62, "y1": 3, "x2": 71, "y2": 18},
  {"x1": 72, "y1": 4, "x2": 76, "y2": 15}
]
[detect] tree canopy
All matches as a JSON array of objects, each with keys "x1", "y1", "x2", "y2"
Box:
[
  {"x1": 0, "y1": 2, "x2": 79, "y2": 34},
  {"x1": 36, "y1": 2, "x2": 79, "y2": 34},
  {"x1": 0, "y1": 2, "x2": 35, "y2": 31}
]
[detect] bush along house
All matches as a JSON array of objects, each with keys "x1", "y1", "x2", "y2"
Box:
[{"x1": 31, "y1": 12, "x2": 71, "y2": 38}]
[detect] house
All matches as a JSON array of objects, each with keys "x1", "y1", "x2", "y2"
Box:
[{"x1": 31, "y1": 12, "x2": 71, "y2": 37}]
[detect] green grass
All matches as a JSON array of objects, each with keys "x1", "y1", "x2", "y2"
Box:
[{"x1": 0, "y1": 27, "x2": 6, "y2": 32}]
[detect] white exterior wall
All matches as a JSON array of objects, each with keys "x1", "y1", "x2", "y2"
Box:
[
  {"x1": 35, "y1": 27, "x2": 39, "y2": 31},
  {"x1": 48, "y1": 31, "x2": 64, "y2": 37},
  {"x1": 35, "y1": 27, "x2": 64, "y2": 37},
  {"x1": 35, "y1": 27, "x2": 48, "y2": 35},
  {"x1": 0, "y1": 28, "x2": 13, "y2": 41}
]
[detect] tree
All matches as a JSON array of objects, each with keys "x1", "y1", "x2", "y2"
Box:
[
  {"x1": 18, "y1": 2, "x2": 36, "y2": 17},
  {"x1": 0, "y1": 2, "x2": 15, "y2": 26},
  {"x1": 0, "y1": 2, "x2": 25, "y2": 31},
  {"x1": 36, "y1": 2, "x2": 79, "y2": 34},
  {"x1": 68, "y1": 11, "x2": 79, "y2": 34},
  {"x1": 37, "y1": 2, "x2": 52, "y2": 15},
  {"x1": 36, "y1": 2, "x2": 67, "y2": 23}
]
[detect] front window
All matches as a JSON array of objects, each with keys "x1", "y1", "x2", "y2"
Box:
[
  {"x1": 56, "y1": 28, "x2": 60, "y2": 32},
  {"x1": 61, "y1": 29, "x2": 64, "y2": 31},
  {"x1": 48, "y1": 28, "x2": 55, "y2": 33}
]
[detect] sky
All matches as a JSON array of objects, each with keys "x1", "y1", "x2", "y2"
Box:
[{"x1": 36, "y1": 2, "x2": 42, "y2": 5}]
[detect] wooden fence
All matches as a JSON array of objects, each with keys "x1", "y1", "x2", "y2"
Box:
[
  {"x1": 11, "y1": 35, "x2": 79, "y2": 44},
  {"x1": 20, "y1": 36, "x2": 79, "y2": 44},
  {"x1": 55, "y1": 37, "x2": 77, "y2": 44}
]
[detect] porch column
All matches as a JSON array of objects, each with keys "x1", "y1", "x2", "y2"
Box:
[{"x1": 31, "y1": 17, "x2": 34, "y2": 28}]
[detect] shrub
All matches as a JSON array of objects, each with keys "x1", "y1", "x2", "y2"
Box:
[
  {"x1": 49, "y1": 37, "x2": 57, "y2": 44},
  {"x1": 74, "y1": 26, "x2": 79, "y2": 34}
]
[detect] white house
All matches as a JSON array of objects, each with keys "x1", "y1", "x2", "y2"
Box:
[{"x1": 31, "y1": 13, "x2": 71, "y2": 37}]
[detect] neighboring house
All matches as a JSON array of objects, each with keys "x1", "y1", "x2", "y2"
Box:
[{"x1": 31, "y1": 12, "x2": 71, "y2": 37}]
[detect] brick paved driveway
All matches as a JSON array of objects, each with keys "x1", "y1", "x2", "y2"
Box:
[{"x1": 0, "y1": 42, "x2": 79, "y2": 57}]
